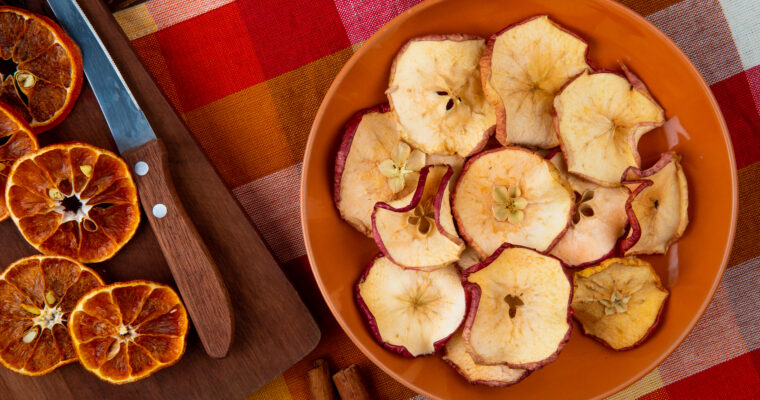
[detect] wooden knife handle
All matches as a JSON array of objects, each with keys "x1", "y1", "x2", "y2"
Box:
[{"x1": 123, "y1": 138, "x2": 234, "y2": 358}]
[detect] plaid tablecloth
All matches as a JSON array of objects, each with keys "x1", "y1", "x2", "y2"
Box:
[{"x1": 114, "y1": 0, "x2": 760, "y2": 398}]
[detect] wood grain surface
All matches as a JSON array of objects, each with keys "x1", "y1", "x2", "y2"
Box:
[
  {"x1": 0, "y1": 1, "x2": 320, "y2": 398},
  {"x1": 123, "y1": 139, "x2": 234, "y2": 359}
]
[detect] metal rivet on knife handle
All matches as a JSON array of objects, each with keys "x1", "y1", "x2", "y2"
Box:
[
  {"x1": 153, "y1": 204, "x2": 167, "y2": 218},
  {"x1": 135, "y1": 161, "x2": 149, "y2": 176}
]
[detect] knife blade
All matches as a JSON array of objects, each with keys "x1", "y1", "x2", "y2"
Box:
[{"x1": 48, "y1": 0, "x2": 234, "y2": 358}]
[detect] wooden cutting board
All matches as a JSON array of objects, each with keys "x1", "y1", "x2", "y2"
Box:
[{"x1": 0, "y1": 1, "x2": 320, "y2": 398}]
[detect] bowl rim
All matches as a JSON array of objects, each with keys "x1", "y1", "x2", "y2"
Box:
[{"x1": 300, "y1": 0, "x2": 739, "y2": 398}]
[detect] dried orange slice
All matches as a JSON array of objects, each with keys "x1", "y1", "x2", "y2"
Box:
[
  {"x1": 5, "y1": 143, "x2": 140, "y2": 263},
  {"x1": 0, "y1": 255, "x2": 104, "y2": 376},
  {"x1": 0, "y1": 6, "x2": 83, "y2": 133},
  {"x1": 0, "y1": 103, "x2": 37, "y2": 221},
  {"x1": 68, "y1": 281, "x2": 189, "y2": 384}
]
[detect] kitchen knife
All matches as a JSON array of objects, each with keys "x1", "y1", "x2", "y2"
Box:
[{"x1": 48, "y1": 0, "x2": 234, "y2": 358}]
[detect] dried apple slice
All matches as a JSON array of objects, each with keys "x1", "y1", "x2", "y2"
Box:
[
  {"x1": 463, "y1": 245, "x2": 571, "y2": 369},
  {"x1": 334, "y1": 104, "x2": 425, "y2": 236},
  {"x1": 554, "y1": 67, "x2": 665, "y2": 186},
  {"x1": 548, "y1": 151, "x2": 629, "y2": 267},
  {"x1": 356, "y1": 255, "x2": 466, "y2": 357},
  {"x1": 452, "y1": 147, "x2": 573, "y2": 257},
  {"x1": 387, "y1": 35, "x2": 495, "y2": 157},
  {"x1": 571, "y1": 257, "x2": 668, "y2": 350},
  {"x1": 443, "y1": 332, "x2": 529, "y2": 386},
  {"x1": 426, "y1": 153, "x2": 465, "y2": 184},
  {"x1": 482, "y1": 15, "x2": 589, "y2": 148},
  {"x1": 456, "y1": 247, "x2": 482, "y2": 272},
  {"x1": 372, "y1": 165, "x2": 464, "y2": 270},
  {"x1": 620, "y1": 152, "x2": 688, "y2": 255}
]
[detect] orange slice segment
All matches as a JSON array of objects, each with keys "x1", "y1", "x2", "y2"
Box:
[
  {"x1": 0, "y1": 6, "x2": 83, "y2": 133},
  {"x1": 68, "y1": 281, "x2": 189, "y2": 384},
  {"x1": 5, "y1": 143, "x2": 140, "y2": 263},
  {"x1": 0, "y1": 103, "x2": 37, "y2": 221},
  {"x1": 0, "y1": 255, "x2": 104, "y2": 376}
]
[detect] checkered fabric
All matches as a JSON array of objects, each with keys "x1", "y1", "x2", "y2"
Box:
[{"x1": 113, "y1": 0, "x2": 760, "y2": 398}]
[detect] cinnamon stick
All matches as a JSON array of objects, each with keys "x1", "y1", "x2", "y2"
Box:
[
  {"x1": 308, "y1": 359, "x2": 337, "y2": 400},
  {"x1": 333, "y1": 364, "x2": 372, "y2": 400}
]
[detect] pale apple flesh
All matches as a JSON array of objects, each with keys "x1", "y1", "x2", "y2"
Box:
[
  {"x1": 426, "y1": 153, "x2": 465, "y2": 184},
  {"x1": 334, "y1": 104, "x2": 424, "y2": 236},
  {"x1": 443, "y1": 332, "x2": 528, "y2": 386},
  {"x1": 482, "y1": 15, "x2": 589, "y2": 148},
  {"x1": 452, "y1": 147, "x2": 573, "y2": 257},
  {"x1": 373, "y1": 165, "x2": 464, "y2": 270},
  {"x1": 388, "y1": 35, "x2": 495, "y2": 157},
  {"x1": 463, "y1": 245, "x2": 572, "y2": 369},
  {"x1": 621, "y1": 151, "x2": 688, "y2": 255},
  {"x1": 571, "y1": 257, "x2": 668, "y2": 350},
  {"x1": 356, "y1": 254, "x2": 467, "y2": 357},
  {"x1": 548, "y1": 151, "x2": 629, "y2": 267},
  {"x1": 554, "y1": 69, "x2": 665, "y2": 186}
]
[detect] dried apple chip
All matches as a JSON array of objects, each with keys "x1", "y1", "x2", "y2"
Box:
[
  {"x1": 387, "y1": 34, "x2": 495, "y2": 157},
  {"x1": 482, "y1": 15, "x2": 590, "y2": 148},
  {"x1": 571, "y1": 257, "x2": 668, "y2": 350},
  {"x1": 621, "y1": 152, "x2": 688, "y2": 255},
  {"x1": 443, "y1": 332, "x2": 529, "y2": 386},
  {"x1": 372, "y1": 165, "x2": 464, "y2": 270},
  {"x1": 335, "y1": 104, "x2": 425, "y2": 236},
  {"x1": 452, "y1": 147, "x2": 573, "y2": 257},
  {"x1": 5, "y1": 143, "x2": 140, "y2": 263},
  {"x1": 554, "y1": 67, "x2": 665, "y2": 186},
  {"x1": 463, "y1": 245, "x2": 571, "y2": 369},
  {"x1": 356, "y1": 254, "x2": 466, "y2": 357},
  {"x1": 548, "y1": 151, "x2": 629, "y2": 267}
]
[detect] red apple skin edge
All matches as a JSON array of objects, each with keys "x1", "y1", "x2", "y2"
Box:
[
  {"x1": 460, "y1": 243, "x2": 574, "y2": 371},
  {"x1": 451, "y1": 146, "x2": 573, "y2": 258},
  {"x1": 388, "y1": 33, "x2": 494, "y2": 155},
  {"x1": 371, "y1": 165, "x2": 462, "y2": 271},
  {"x1": 333, "y1": 103, "x2": 391, "y2": 209},
  {"x1": 574, "y1": 294, "x2": 668, "y2": 352},
  {"x1": 618, "y1": 151, "x2": 680, "y2": 255},
  {"x1": 433, "y1": 167, "x2": 465, "y2": 246},
  {"x1": 355, "y1": 252, "x2": 470, "y2": 358},
  {"x1": 442, "y1": 356, "x2": 532, "y2": 387},
  {"x1": 543, "y1": 147, "x2": 628, "y2": 268},
  {"x1": 480, "y1": 14, "x2": 593, "y2": 147},
  {"x1": 553, "y1": 69, "x2": 665, "y2": 187}
]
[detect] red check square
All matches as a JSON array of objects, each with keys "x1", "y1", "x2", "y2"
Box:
[
  {"x1": 154, "y1": 3, "x2": 266, "y2": 111},
  {"x1": 236, "y1": 0, "x2": 351, "y2": 79},
  {"x1": 664, "y1": 352, "x2": 760, "y2": 399},
  {"x1": 711, "y1": 69, "x2": 760, "y2": 169}
]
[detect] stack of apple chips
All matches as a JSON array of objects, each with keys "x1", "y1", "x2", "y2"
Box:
[{"x1": 334, "y1": 15, "x2": 687, "y2": 386}]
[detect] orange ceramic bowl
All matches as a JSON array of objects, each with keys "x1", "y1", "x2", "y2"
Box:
[{"x1": 301, "y1": 0, "x2": 738, "y2": 398}]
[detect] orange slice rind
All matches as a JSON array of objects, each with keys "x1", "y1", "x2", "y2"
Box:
[
  {"x1": 0, "y1": 255, "x2": 104, "y2": 376},
  {"x1": 6, "y1": 142, "x2": 140, "y2": 263},
  {"x1": 0, "y1": 103, "x2": 37, "y2": 221},
  {"x1": 0, "y1": 6, "x2": 83, "y2": 133},
  {"x1": 68, "y1": 281, "x2": 189, "y2": 384}
]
